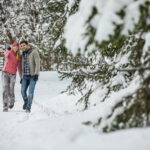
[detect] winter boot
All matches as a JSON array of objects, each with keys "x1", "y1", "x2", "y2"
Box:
[
  {"x1": 9, "y1": 103, "x2": 14, "y2": 109},
  {"x1": 26, "y1": 107, "x2": 31, "y2": 113},
  {"x1": 3, "y1": 103, "x2": 8, "y2": 112},
  {"x1": 23, "y1": 103, "x2": 27, "y2": 110}
]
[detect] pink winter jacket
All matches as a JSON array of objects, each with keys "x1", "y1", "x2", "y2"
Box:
[{"x1": 2, "y1": 50, "x2": 21, "y2": 77}]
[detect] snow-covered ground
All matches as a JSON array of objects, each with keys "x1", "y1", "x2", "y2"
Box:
[{"x1": 0, "y1": 71, "x2": 150, "y2": 150}]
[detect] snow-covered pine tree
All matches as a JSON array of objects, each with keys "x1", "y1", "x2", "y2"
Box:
[
  {"x1": 61, "y1": 0, "x2": 150, "y2": 132},
  {"x1": 0, "y1": 0, "x2": 47, "y2": 70},
  {"x1": 0, "y1": 0, "x2": 42, "y2": 47},
  {"x1": 39, "y1": 0, "x2": 69, "y2": 70},
  {"x1": 0, "y1": 0, "x2": 72, "y2": 70},
  {"x1": 0, "y1": 0, "x2": 15, "y2": 48},
  {"x1": 42, "y1": 0, "x2": 81, "y2": 71}
]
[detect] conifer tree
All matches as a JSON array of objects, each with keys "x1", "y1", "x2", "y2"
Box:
[
  {"x1": 0, "y1": 0, "x2": 72, "y2": 70},
  {"x1": 60, "y1": 0, "x2": 150, "y2": 132}
]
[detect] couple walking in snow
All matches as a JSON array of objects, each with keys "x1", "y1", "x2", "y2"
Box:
[{"x1": 2, "y1": 41, "x2": 40, "y2": 113}]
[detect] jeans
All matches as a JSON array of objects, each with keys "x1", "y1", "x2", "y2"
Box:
[{"x1": 21, "y1": 75, "x2": 37, "y2": 109}]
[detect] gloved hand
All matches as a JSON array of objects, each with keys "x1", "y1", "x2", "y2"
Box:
[
  {"x1": 7, "y1": 46, "x2": 11, "y2": 51},
  {"x1": 20, "y1": 79, "x2": 22, "y2": 84},
  {"x1": 33, "y1": 75, "x2": 38, "y2": 81}
]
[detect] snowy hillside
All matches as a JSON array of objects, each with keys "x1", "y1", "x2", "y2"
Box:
[{"x1": 0, "y1": 71, "x2": 150, "y2": 150}]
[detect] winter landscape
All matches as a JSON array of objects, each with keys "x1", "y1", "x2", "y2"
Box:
[
  {"x1": 0, "y1": 0, "x2": 150, "y2": 150},
  {"x1": 0, "y1": 72, "x2": 150, "y2": 150}
]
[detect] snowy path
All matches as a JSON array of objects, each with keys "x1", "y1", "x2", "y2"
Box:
[{"x1": 0, "y1": 71, "x2": 150, "y2": 150}]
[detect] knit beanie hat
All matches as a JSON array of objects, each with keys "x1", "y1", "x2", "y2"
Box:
[{"x1": 12, "y1": 42, "x2": 19, "y2": 47}]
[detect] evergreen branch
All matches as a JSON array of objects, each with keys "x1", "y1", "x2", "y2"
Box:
[
  {"x1": 61, "y1": 61, "x2": 100, "y2": 67},
  {"x1": 117, "y1": 66, "x2": 150, "y2": 72}
]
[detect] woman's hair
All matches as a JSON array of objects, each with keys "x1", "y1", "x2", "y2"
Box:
[
  {"x1": 12, "y1": 42, "x2": 20, "y2": 60},
  {"x1": 16, "y1": 50, "x2": 20, "y2": 60}
]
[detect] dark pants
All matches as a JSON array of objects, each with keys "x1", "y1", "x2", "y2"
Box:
[{"x1": 21, "y1": 75, "x2": 37, "y2": 109}]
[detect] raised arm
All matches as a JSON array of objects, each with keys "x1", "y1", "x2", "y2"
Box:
[{"x1": 4, "y1": 50, "x2": 12, "y2": 58}]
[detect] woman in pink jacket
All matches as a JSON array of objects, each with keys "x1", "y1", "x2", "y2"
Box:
[{"x1": 2, "y1": 42, "x2": 21, "y2": 112}]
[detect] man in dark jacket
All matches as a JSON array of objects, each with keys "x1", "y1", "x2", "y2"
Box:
[{"x1": 20, "y1": 41, "x2": 40, "y2": 113}]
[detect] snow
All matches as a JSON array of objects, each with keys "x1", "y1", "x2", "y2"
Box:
[
  {"x1": 66, "y1": 0, "x2": 75, "y2": 11},
  {"x1": 0, "y1": 71, "x2": 150, "y2": 150},
  {"x1": 64, "y1": 0, "x2": 147, "y2": 55},
  {"x1": 121, "y1": 0, "x2": 144, "y2": 35},
  {"x1": 143, "y1": 32, "x2": 150, "y2": 55},
  {"x1": 64, "y1": 11, "x2": 88, "y2": 55}
]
